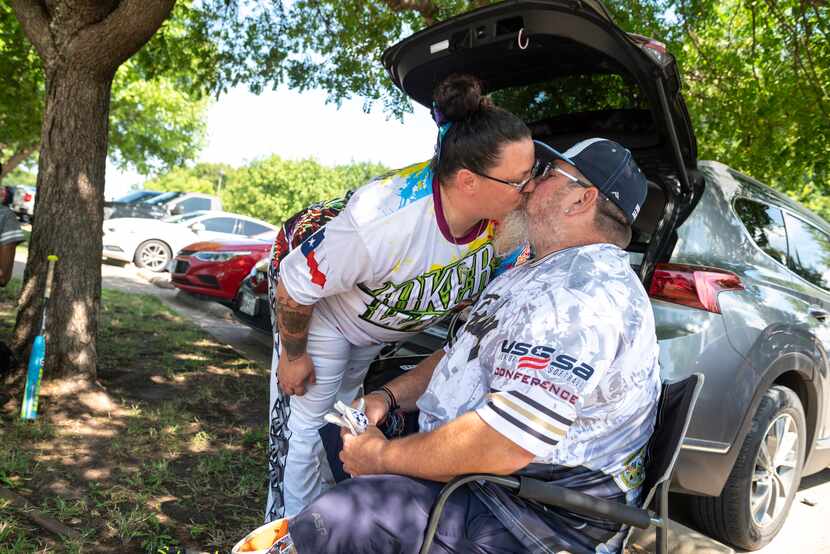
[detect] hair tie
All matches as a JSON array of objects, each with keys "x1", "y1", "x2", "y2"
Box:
[
  {"x1": 431, "y1": 101, "x2": 448, "y2": 126},
  {"x1": 432, "y1": 101, "x2": 452, "y2": 164}
]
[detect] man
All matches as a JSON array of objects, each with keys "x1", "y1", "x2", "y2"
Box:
[
  {"x1": 0, "y1": 185, "x2": 24, "y2": 286},
  {"x1": 282, "y1": 138, "x2": 661, "y2": 554}
]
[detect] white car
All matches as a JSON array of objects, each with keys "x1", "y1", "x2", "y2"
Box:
[
  {"x1": 11, "y1": 185, "x2": 36, "y2": 222},
  {"x1": 102, "y1": 211, "x2": 276, "y2": 272}
]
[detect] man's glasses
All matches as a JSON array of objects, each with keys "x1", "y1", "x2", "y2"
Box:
[
  {"x1": 471, "y1": 160, "x2": 541, "y2": 192},
  {"x1": 535, "y1": 163, "x2": 594, "y2": 189}
]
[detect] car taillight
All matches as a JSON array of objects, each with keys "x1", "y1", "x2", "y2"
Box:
[
  {"x1": 23, "y1": 193, "x2": 32, "y2": 202},
  {"x1": 648, "y1": 263, "x2": 743, "y2": 314}
]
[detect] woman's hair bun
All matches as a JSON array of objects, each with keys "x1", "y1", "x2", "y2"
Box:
[{"x1": 432, "y1": 74, "x2": 488, "y2": 122}]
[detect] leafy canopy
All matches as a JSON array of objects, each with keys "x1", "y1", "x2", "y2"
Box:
[{"x1": 145, "y1": 158, "x2": 387, "y2": 225}]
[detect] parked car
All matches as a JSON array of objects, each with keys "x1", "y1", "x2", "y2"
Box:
[
  {"x1": 102, "y1": 211, "x2": 275, "y2": 272},
  {"x1": 11, "y1": 185, "x2": 36, "y2": 222},
  {"x1": 232, "y1": 258, "x2": 272, "y2": 334},
  {"x1": 382, "y1": 1, "x2": 830, "y2": 549},
  {"x1": 104, "y1": 191, "x2": 222, "y2": 220},
  {"x1": 171, "y1": 234, "x2": 274, "y2": 304}
]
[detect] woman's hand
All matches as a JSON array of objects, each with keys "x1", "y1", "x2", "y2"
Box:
[{"x1": 278, "y1": 352, "x2": 316, "y2": 396}]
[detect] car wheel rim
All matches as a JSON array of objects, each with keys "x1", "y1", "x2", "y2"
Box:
[
  {"x1": 141, "y1": 244, "x2": 168, "y2": 271},
  {"x1": 750, "y1": 413, "x2": 799, "y2": 528}
]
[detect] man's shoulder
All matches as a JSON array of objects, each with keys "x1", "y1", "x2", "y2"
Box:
[
  {"x1": 565, "y1": 244, "x2": 644, "y2": 300},
  {"x1": 0, "y1": 205, "x2": 18, "y2": 222},
  {"x1": 0, "y1": 207, "x2": 23, "y2": 243}
]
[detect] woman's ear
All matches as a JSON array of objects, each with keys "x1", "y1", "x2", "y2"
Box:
[{"x1": 453, "y1": 168, "x2": 479, "y2": 195}]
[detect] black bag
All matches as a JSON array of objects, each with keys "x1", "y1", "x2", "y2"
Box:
[{"x1": 0, "y1": 341, "x2": 18, "y2": 379}]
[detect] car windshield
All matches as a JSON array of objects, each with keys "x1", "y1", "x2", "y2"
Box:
[
  {"x1": 144, "y1": 191, "x2": 181, "y2": 205},
  {"x1": 490, "y1": 73, "x2": 647, "y2": 124},
  {"x1": 116, "y1": 190, "x2": 159, "y2": 203},
  {"x1": 164, "y1": 211, "x2": 207, "y2": 224}
]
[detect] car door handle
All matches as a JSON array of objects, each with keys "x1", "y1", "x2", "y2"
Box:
[{"x1": 809, "y1": 307, "x2": 829, "y2": 321}]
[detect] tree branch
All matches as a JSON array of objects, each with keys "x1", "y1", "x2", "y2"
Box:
[
  {"x1": 762, "y1": 0, "x2": 829, "y2": 119},
  {"x1": 9, "y1": 0, "x2": 57, "y2": 62},
  {"x1": 1, "y1": 144, "x2": 39, "y2": 179},
  {"x1": 383, "y1": 0, "x2": 439, "y2": 25},
  {"x1": 69, "y1": 0, "x2": 176, "y2": 76}
]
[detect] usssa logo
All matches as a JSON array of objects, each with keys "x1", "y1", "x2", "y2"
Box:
[{"x1": 501, "y1": 340, "x2": 594, "y2": 381}]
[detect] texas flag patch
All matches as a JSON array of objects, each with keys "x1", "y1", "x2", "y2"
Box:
[{"x1": 300, "y1": 229, "x2": 327, "y2": 288}]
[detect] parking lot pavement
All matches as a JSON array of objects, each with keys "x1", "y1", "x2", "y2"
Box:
[{"x1": 757, "y1": 468, "x2": 830, "y2": 553}]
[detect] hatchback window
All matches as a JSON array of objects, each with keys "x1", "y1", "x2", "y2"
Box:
[
  {"x1": 490, "y1": 74, "x2": 646, "y2": 123},
  {"x1": 202, "y1": 217, "x2": 237, "y2": 233},
  {"x1": 734, "y1": 199, "x2": 788, "y2": 265},
  {"x1": 784, "y1": 214, "x2": 830, "y2": 290}
]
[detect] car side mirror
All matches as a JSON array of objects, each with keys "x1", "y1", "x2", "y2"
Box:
[
  {"x1": 190, "y1": 222, "x2": 206, "y2": 233},
  {"x1": 171, "y1": 204, "x2": 185, "y2": 215}
]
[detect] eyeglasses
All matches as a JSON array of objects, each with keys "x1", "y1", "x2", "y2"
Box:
[
  {"x1": 535, "y1": 163, "x2": 594, "y2": 189},
  {"x1": 471, "y1": 160, "x2": 541, "y2": 192}
]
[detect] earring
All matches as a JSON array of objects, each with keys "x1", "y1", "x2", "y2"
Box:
[{"x1": 564, "y1": 208, "x2": 571, "y2": 214}]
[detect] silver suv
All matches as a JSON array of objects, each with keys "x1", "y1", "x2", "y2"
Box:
[{"x1": 384, "y1": 0, "x2": 830, "y2": 549}]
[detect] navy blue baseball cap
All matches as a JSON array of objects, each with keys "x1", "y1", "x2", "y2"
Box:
[{"x1": 534, "y1": 138, "x2": 647, "y2": 224}]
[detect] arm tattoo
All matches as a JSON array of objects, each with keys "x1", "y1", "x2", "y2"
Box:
[{"x1": 276, "y1": 282, "x2": 314, "y2": 361}]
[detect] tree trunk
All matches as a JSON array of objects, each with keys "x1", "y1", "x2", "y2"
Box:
[
  {"x1": 8, "y1": 0, "x2": 176, "y2": 383},
  {"x1": 12, "y1": 65, "x2": 113, "y2": 379}
]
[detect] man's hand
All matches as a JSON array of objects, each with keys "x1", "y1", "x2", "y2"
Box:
[
  {"x1": 278, "y1": 351, "x2": 316, "y2": 396},
  {"x1": 340, "y1": 426, "x2": 388, "y2": 476},
  {"x1": 358, "y1": 393, "x2": 390, "y2": 426}
]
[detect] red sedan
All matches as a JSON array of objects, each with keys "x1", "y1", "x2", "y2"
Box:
[{"x1": 170, "y1": 235, "x2": 274, "y2": 304}]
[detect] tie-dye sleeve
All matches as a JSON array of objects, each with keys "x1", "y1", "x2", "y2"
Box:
[{"x1": 475, "y1": 289, "x2": 621, "y2": 458}]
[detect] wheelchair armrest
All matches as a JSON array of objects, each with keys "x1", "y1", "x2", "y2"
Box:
[{"x1": 517, "y1": 477, "x2": 653, "y2": 529}]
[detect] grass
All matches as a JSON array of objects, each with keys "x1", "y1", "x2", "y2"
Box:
[{"x1": 0, "y1": 278, "x2": 270, "y2": 553}]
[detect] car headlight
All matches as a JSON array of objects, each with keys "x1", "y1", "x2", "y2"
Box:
[{"x1": 193, "y1": 250, "x2": 252, "y2": 262}]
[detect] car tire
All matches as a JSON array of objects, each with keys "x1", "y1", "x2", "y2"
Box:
[
  {"x1": 134, "y1": 240, "x2": 172, "y2": 272},
  {"x1": 690, "y1": 385, "x2": 805, "y2": 550}
]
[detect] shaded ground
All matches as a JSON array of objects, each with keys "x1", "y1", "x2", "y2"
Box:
[{"x1": 0, "y1": 280, "x2": 270, "y2": 553}]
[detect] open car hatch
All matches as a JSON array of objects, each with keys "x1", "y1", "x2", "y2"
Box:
[{"x1": 382, "y1": 0, "x2": 697, "y2": 196}]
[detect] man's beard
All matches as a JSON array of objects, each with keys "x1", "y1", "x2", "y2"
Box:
[{"x1": 493, "y1": 205, "x2": 529, "y2": 257}]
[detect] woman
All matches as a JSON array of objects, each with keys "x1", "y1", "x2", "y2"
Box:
[{"x1": 266, "y1": 73, "x2": 536, "y2": 521}]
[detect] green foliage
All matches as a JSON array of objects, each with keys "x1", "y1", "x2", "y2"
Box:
[
  {"x1": 0, "y1": 4, "x2": 43, "y2": 159},
  {"x1": 143, "y1": 158, "x2": 387, "y2": 225},
  {"x1": 109, "y1": 61, "x2": 210, "y2": 175},
  {"x1": 2, "y1": 168, "x2": 37, "y2": 187},
  {"x1": 223, "y1": 156, "x2": 386, "y2": 224},
  {"x1": 278, "y1": 0, "x2": 675, "y2": 118},
  {"x1": 1, "y1": 2, "x2": 211, "y2": 177},
  {"x1": 676, "y1": 0, "x2": 830, "y2": 218},
  {"x1": 143, "y1": 162, "x2": 235, "y2": 196}
]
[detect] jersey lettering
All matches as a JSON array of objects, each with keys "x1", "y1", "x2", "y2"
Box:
[
  {"x1": 359, "y1": 242, "x2": 495, "y2": 331},
  {"x1": 550, "y1": 354, "x2": 577, "y2": 371}
]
